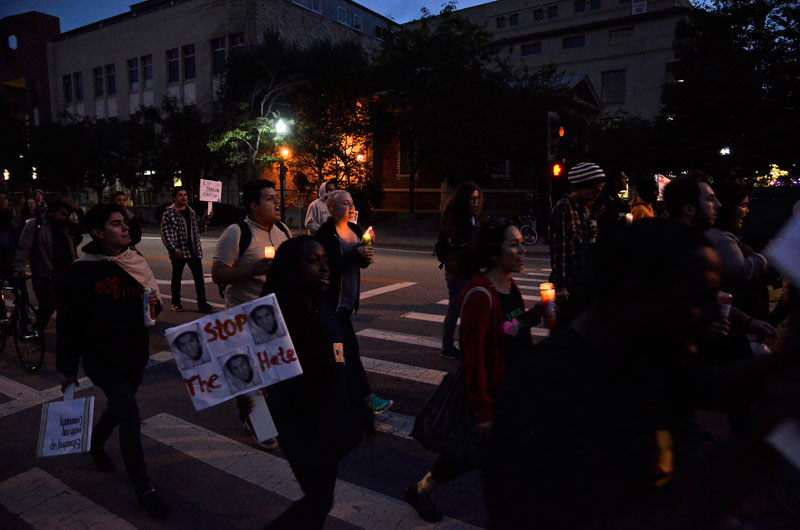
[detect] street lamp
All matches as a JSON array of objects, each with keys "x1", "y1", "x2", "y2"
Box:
[{"x1": 279, "y1": 147, "x2": 290, "y2": 222}]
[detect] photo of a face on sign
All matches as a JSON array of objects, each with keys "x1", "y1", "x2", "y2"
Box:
[
  {"x1": 247, "y1": 303, "x2": 286, "y2": 345},
  {"x1": 218, "y1": 346, "x2": 263, "y2": 394},
  {"x1": 170, "y1": 325, "x2": 211, "y2": 371}
]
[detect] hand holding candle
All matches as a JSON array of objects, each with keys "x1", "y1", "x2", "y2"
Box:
[
  {"x1": 625, "y1": 213, "x2": 633, "y2": 224},
  {"x1": 539, "y1": 282, "x2": 556, "y2": 329},
  {"x1": 362, "y1": 226, "x2": 374, "y2": 264},
  {"x1": 264, "y1": 246, "x2": 276, "y2": 259}
]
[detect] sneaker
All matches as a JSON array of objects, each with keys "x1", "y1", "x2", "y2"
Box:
[
  {"x1": 440, "y1": 347, "x2": 459, "y2": 359},
  {"x1": 138, "y1": 490, "x2": 171, "y2": 519},
  {"x1": 198, "y1": 303, "x2": 214, "y2": 314},
  {"x1": 404, "y1": 485, "x2": 443, "y2": 523},
  {"x1": 89, "y1": 448, "x2": 115, "y2": 472},
  {"x1": 368, "y1": 394, "x2": 393, "y2": 415},
  {"x1": 171, "y1": 304, "x2": 183, "y2": 312}
]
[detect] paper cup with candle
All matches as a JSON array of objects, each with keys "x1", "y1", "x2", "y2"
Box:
[
  {"x1": 539, "y1": 282, "x2": 556, "y2": 329},
  {"x1": 625, "y1": 213, "x2": 633, "y2": 224},
  {"x1": 718, "y1": 291, "x2": 732, "y2": 319},
  {"x1": 264, "y1": 246, "x2": 276, "y2": 260},
  {"x1": 362, "y1": 226, "x2": 374, "y2": 264}
]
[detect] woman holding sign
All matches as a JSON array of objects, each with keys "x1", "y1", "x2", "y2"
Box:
[
  {"x1": 260, "y1": 236, "x2": 372, "y2": 529},
  {"x1": 315, "y1": 190, "x2": 393, "y2": 414}
]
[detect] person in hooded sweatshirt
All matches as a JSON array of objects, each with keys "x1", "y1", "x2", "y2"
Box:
[
  {"x1": 58, "y1": 203, "x2": 170, "y2": 519},
  {"x1": 305, "y1": 180, "x2": 336, "y2": 236}
]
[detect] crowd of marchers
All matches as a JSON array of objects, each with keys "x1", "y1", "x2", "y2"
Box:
[{"x1": 2, "y1": 164, "x2": 798, "y2": 528}]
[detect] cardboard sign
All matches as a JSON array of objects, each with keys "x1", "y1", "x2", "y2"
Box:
[
  {"x1": 764, "y1": 210, "x2": 800, "y2": 287},
  {"x1": 165, "y1": 294, "x2": 302, "y2": 411},
  {"x1": 199, "y1": 179, "x2": 223, "y2": 203},
  {"x1": 37, "y1": 390, "x2": 94, "y2": 457}
]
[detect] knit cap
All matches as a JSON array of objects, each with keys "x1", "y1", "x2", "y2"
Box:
[{"x1": 568, "y1": 162, "x2": 605, "y2": 188}]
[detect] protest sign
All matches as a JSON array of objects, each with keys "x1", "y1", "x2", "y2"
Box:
[
  {"x1": 199, "y1": 179, "x2": 223, "y2": 202},
  {"x1": 165, "y1": 294, "x2": 302, "y2": 411},
  {"x1": 37, "y1": 387, "x2": 94, "y2": 457},
  {"x1": 764, "y1": 211, "x2": 800, "y2": 288}
]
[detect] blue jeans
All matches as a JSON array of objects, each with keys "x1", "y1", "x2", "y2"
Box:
[{"x1": 442, "y1": 273, "x2": 467, "y2": 351}]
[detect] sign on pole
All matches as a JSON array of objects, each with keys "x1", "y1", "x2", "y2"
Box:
[
  {"x1": 164, "y1": 294, "x2": 302, "y2": 411},
  {"x1": 199, "y1": 179, "x2": 223, "y2": 214}
]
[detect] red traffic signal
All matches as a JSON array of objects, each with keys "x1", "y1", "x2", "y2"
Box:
[{"x1": 552, "y1": 163, "x2": 563, "y2": 177}]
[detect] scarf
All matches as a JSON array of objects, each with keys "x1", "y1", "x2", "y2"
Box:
[{"x1": 78, "y1": 245, "x2": 162, "y2": 304}]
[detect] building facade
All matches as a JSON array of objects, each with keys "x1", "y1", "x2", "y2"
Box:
[
  {"x1": 452, "y1": 0, "x2": 692, "y2": 118},
  {"x1": 47, "y1": 0, "x2": 393, "y2": 122}
]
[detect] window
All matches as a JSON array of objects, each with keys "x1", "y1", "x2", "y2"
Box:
[
  {"x1": 521, "y1": 42, "x2": 542, "y2": 56},
  {"x1": 575, "y1": 0, "x2": 586, "y2": 12},
  {"x1": 496, "y1": 17, "x2": 506, "y2": 29},
  {"x1": 293, "y1": 0, "x2": 321, "y2": 12},
  {"x1": 548, "y1": 5, "x2": 558, "y2": 18},
  {"x1": 166, "y1": 49, "x2": 179, "y2": 83},
  {"x1": 375, "y1": 25, "x2": 387, "y2": 40},
  {"x1": 491, "y1": 160, "x2": 509, "y2": 176},
  {"x1": 62, "y1": 74, "x2": 72, "y2": 104},
  {"x1": 73, "y1": 72, "x2": 83, "y2": 101},
  {"x1": 105, "y1": 64, "x2": 116, "y2": 95},
  {"x1": 534, "y1": 9, "x2": 543, "y2": 20},
  {"x1": 211, "y1": 38, "x2": 225, "y2": 75},
  {"x1": 128, "y1": 58, "x2": 139, "y2": 92},
  {"x1": 601, "y1": 69, "x2": 626, "y2": 104},
  {"x1": 591, "y1": 0, "x2": 601, "y2": 8},
  {"x1": 8, "y1": 35, "x2": 17, "y2": 50},
  {"x1": 337, "y1": 7, "x2": 347, "y2": 24},
  {"x1": 141, "y1": 55, "x2": 153, "y2": 89},
  {"x1": 609, "y1": 26, "x2": 635, "y2": 43},
  {"x1": 93, "y1": 67, "x2": 103, "y2": 97},
  {"x1": 229, "y1": 33, "x2": 245, "y2": 49},
  {"x1": 563, "y1": 35, "x2": 586, "y2": 49},
  {"x1": 183, "y1": 44, "x2": 195, "y2": 80},
  {"x1": 509, "y1": 14, "x2": 519, "y2": 26},
  {"x1": 352, "y1": 14, "x2": 362, "y2": 31}
]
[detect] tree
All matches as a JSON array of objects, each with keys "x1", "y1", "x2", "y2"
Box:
[{"x1": 661, "y1": 0, "x2": 799, "y2": 180}]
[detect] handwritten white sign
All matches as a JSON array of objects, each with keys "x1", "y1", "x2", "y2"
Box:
[
  {"x1": 165, "y1": 294, "x2": 302, "y2": 411},
  {"x1": 199, "y1": 179, "x2": 223, "y2": 203}
]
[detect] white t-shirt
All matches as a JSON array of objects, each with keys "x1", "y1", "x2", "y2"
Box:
[{"x1": 213, "y1": 218, "x2": 291, "y2": 307}]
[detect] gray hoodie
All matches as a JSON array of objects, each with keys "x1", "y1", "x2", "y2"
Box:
[{"x1": 305, "y1": 180, "x2": 333, "y2": 235}]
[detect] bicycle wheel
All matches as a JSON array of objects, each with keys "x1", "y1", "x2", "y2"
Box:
[
  {"x1": 520, "y1": 224, "x2": 538, "y2": 246},
  {"x1": 14, "y1": 302, "x2": 44, "y2": 373}
]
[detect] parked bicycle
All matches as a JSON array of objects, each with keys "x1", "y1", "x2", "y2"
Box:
[
  {"x1": 0, "y1": 277, "x2": 44, "y2": 373},
  {"x1": 518, "y1": 214, "x2": 538, "y2": 246}
]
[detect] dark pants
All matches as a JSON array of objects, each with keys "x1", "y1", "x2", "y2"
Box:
[
  {"x1": 265, "y1": 445, "x2": 338, "y2": 530},
  {"x1": 169, "y1": 256, "x2": 207, "y2": 307},
  {"x1": 336, "y1": 308, "x2": 371, "y2": 399},
  {"x1": 92, "y1": 372, "x2": 151, "y2": 495},
  {"x1": 32, "y1": 275, "x2": 69, "y2": 355},
  {"x1": 442, "y1": 273, "x2": 467, "y2": 352}
]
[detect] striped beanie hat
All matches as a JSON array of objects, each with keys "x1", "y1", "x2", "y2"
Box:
[{"x1": 568, "y1": 162, "x2": 605, "y2": 188}]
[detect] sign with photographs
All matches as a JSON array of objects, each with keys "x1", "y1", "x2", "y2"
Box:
[{"x1": 165, "y1": 294, "x2": 302, "y2": 410}]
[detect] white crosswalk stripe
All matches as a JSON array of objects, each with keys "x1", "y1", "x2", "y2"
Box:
[
  {"x1": 141, "y1": 413, "x2": 480, "y2": 530},
  {"x1": 0, "y1": 468, "x2": 136, "y2": 529}
]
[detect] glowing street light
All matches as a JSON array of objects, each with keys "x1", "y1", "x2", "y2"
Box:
[
  {"x1": 720, "y1": 147, "x2": 731, "y2": 156},
  {"x1": 275, "y1": 118, "x2": 287, "y2": 134}
]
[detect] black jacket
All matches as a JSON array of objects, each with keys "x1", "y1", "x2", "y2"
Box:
[
  {"x1": 57, "y1": 241, "x2": 160, "y2": 385},
  {"x1": 314, "y1": 219, "x2": 370, "y2": 312}
]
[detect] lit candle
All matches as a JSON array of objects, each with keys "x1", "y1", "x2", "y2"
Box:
[
  {"x1": 625, "y1": 213, "x2": 633, "y2": 224},
  {"x1": 539, "y1": 282, "x2": 556, "y2": 329},
  {"x1": 362, "y1": 227, "x2": 374, "y2": 264},
  {"x1": 264, "y1": 246, "x2": 275, "y2": 259}
]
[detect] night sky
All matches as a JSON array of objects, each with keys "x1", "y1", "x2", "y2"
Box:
[{"x1": 0, "y1": 0, "x2": 489, "y2": 31}]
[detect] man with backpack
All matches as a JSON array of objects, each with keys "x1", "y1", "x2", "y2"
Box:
[{"x1": 212, "y1": 178, "x2": 291, "y2": 450}]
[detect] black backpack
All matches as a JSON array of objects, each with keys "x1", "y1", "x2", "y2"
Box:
[{"x1": 217, "y1": 220, "x2": 290, "y2": 297}]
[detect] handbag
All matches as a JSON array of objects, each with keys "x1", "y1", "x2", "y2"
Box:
[{"x1": 411, "y1": 286, "x2": 492, "y2": 460}]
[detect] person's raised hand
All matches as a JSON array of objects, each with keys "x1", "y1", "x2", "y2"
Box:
[{"x1": 60, "y1": 376, "x2": 79, "y2": 394}]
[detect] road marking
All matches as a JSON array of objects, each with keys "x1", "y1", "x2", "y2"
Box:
[
  {"x1": 357, "y1": 328, "x2": 441, "y2": 349},
  {"x1": 375, "y1": 409, "x2": 415, "y2": 440},
  {"x1": 401, "y1": 313, "x2": 548, "y2": 337},
  {"x1": 360, "y1": 281, "x2": 417, "y2": 300},
  {"x1": 141, "y1": 413, "x2": 479, "y2": 530},
  {"x1": 0, "y1": 467, "x2": 136, "y2": 529},
  {"x1": 362, "y1": 356, "x2": 446, "y2": 386},
  {"x1": 0, "y1": 351, "x2": 174, "y2": 419}
]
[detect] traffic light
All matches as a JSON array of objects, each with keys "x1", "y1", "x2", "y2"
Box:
[
  {"x1": 552, "y1": 162, "x2": 563, "y2": 177},
  {"x1": 547, "y1": 111, "x2": 561, "y2": 161}
]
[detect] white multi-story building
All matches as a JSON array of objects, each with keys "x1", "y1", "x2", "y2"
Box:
[
  {"x1": 47, "y1": 0, "x2": 394, "y2": 122},
  {"x1": 446, "y1": 0, "x2": 692, "y2": 118}
]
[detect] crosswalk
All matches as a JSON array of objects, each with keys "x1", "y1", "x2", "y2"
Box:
[{"x1": 0, "y1": 266, "x2": 553, "y2": 529}]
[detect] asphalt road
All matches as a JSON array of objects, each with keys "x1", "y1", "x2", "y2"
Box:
[{"x1": 0, "y1": 236, "x2": 552, "y2": 530}]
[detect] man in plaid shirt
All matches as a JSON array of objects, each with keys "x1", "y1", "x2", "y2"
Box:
[
  {"x1": 549, "y1": 162, "x2": 605, "y2": 325},
  {"x1": 160, "y1": 186, "x2": 214, "y2": 313}
]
